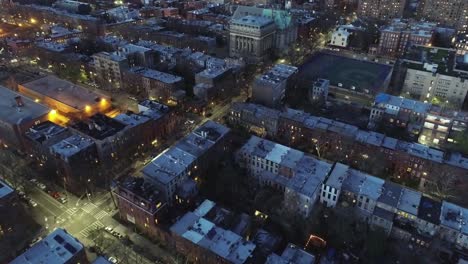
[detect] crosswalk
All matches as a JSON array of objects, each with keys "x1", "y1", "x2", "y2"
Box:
[
  {"x1": 65, "y1": 207, "x2": 79, "y2": 216},
  {"x1": 79, "y1": 221, "x2": 104, "y2": 238},
  {"x1": 81, "y1": 202, "x2": 99, "y2": 215},
  {"x1": 94, "y1": 210, "x2": 108, "y2": 220}
]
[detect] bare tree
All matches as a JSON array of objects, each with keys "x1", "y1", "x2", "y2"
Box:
[{"x1": 424, "y1": 170, "x2": 457, "y2": 200}]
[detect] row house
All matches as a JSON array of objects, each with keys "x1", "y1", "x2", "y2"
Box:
[
  {"x1": 320, "y1": 163, "x2": 468, "y2": 250},
  {"x1": 228, "y1": 103, "x2": 468, "y2": 201},
  {"x1": 236, "y1": 136, "x2": 332, "y2": 217}
]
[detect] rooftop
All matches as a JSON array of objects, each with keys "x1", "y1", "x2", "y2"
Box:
[
  {"x1": 0, "y1": 86, "x2": 50, "y2": 125},
  {"x1": 20, "y1": 76, "x2": 109, "y2": 112},
  {"x1": 373, "y1": 206, "x2": 395, "y2": 221},
  {"x1": 378, "y1": 181, "x2": 403, "y2": 208},
  {"x1": 197, "y1": 67, "x2": 229, "y2": 79},
  {"x1": 10, "y1": 228, "x2": 84, "y2": 264},
  {"x1": 50, "y1": 134, "x2": 95, "y2": 158},
  {"x1": 342, "y1": 169, "x2": 383, "y2": 200},
  {"x1": 118, "y1": 176, "x2": 163, "y2": 204},
  {"x1": 235, "y1": 103, "x2": 468, "y2": 170},
  {"x1": 129, "y1": 67, "x2": 183, "y2": 84},
  {"x1": 113, "y1": 113, "x2": 151, "y2": 128},
  {"x1": 232, "y1": 6, "x2": 294, "y2": 30},
  {"x1": 239, "y1": 136, "x2": 332, "y2": 198},
  {"x1": 71, "y1": 114, "x2": 126, "y2": 140},
  {"x1": 142, "y1": 121, "x2": 229, "y2": 186},
  {"x1": 0, "y1": 179, "x2": 14, "y2": 200},
  {"x1": 231, "y1": 15, "x2": 274, "y2": 27},
  {"x1": 170, "y1": 200, "x2": 256, "y2": 264},
  {"x1": 374, "y1": 93, "x2": 432, "y2": 114},
  {"x1": 404, "y1": 46, "x2": 456, "y2": 76},
  {"x1": 93, "y1": 51, "x2": 127, "y2": 62},
  {"x1": 325, "y1": 163, "x2": 349, "y2": 189},
  {"x1": 440, "y1": 201, "x2": 468, "y2": 235},
  {"x1": 256, "y1": 64, "x2": 298, "y2": 85},
  {"x1": 25, "y1": 121, "x2": 68, "y2": 144},
  {"x1": 277, "y1": 243, "x2": 315, "y2": 264},
  {"x1": 417, "y1": 196, "x2": 442, "y2": 225},
  {"x1": 397, "y1": 187, "x2": 422, "y2": 216}
]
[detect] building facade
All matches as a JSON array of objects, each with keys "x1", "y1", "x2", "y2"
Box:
[
  {"x1": 229, "y1": 15, "x2": 276, "y2": 63},
  {"x1": 417, "y1": 0, "x2": 468, "y2": 31},
  {"x1": 252, "y1": 64, "x2": 298, "y2": 108},
  {"x1": 358, "y1": 0, "x2": 406, "y2": 20}
]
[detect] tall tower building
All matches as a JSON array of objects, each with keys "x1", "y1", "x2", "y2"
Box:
[
  {"x1": 358, "y1": 0, "x2": 407, "y2": 20},
  {"x1": 418, "y1": 0, "x2": 468, "y2": 32}
]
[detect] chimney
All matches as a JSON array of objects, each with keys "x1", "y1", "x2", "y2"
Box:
[{"x1": 15, "y1": 96, "x2": 24, "y2": 107}]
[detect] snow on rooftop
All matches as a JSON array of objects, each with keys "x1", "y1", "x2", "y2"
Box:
[{"x1": 11, "y1": 228, "x2": 84, "y2": 264}]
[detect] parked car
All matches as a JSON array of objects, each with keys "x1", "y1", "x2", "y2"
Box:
[
  {"x1": 104, "y1": 226, "x2": 113, "y2": 233},
  {"x1": 58, "y1": 197, "x2": 67, "y2": 204},
  {"x1": 37, "y1": 183, "x2": 46, "y2": 190},
  {"x1": 28, "y1": 199, "x2": 38, "y2": 207}
]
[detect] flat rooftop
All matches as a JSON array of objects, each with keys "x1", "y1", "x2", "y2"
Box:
[
  {"x1": 170, "y1": 200, "x2": 256, "y2": 264},
  {"x1": 50, "y1": 134, "x2": 95, "y2": 158},
  {"x1": 374, "y1": 93, "x2": 432, "y2": 114},
  {"x1": 20, "y1": 75, "x2": 109, "y2": 112},
  {"x1": 404, "y1": 46, "x2": 456, "y2": 76},
  {"x1": 440, "y1": 201, "x2": 468, "y2": 235},
  {"x1": 397, "y1": 187, "x2": 422, "y2": 216},
  {"x1": 71, "y1": 114, "x2": 126, "y2": 140},
  {"x1": 378, "y1": 181, "x2": 403, "y2": 208},
  {"x1": 25, "y1": 121, "x2": 68, "y2": 144},
  {"x1": 11, "y1": 228, "x2": 84, "y2": 264},
  {"x1": 231, "y1": 15, "x2": 274, "y2": 27},
  {"x1": 0, "y1": 86, "x2": 50, "y2": 125},
  {"x1": 130, "y1": 67, "x2": 183, "y2": 84},
  {"x1": 256, "y1": 64, "x2": 298, "y2": 85},
  {"x1": 417, "y1": 196, "x2": 441, "y2": 225},
  {"x1": 143, "y1": 121, "x2": 230, "y2": 185},
  {"x1": 325, "y1": 163, "x2": 349, "y2": 189},
  {"x1": 279, "y1": 243, "x2": 315, "y2": 264}
]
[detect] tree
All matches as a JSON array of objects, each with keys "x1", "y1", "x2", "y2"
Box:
[
  {"x1": 425, "y1": 170, "x2": 457, "y2": 200},
  {"x1": 363, "y1": 228, "x2": 387, "y2": 262},
  {"x1": 450, "y1": 130, "x2": 468, "y2": 155}
]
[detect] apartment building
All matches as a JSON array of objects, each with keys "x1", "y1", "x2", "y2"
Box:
[
  {"x1": 92, "y1": 51, "x2": 129, "y2": 90},
  {"x1": 50, "y1": 134, "x2": 99, "y2": 195},
  {"x1": 418, "y1": 0, "x2": 468, "y2": 31},
  {"x1": 402, "y1": 46, "x2": 468, "y2": 109},
  {"x1": 0, "y1": 86, "x2": 50, "y2": 150},
  {"x1": 122, "y1": 67, "x2": 184, "y2": 102},
  {"x1": 358, "y1": 0, "x2": 406, "y2": 21},
  {"x1": 252, "y1": 64, "x2": 298, "y2": 108},
  {"x1": 113, "y1": 176, "x2": 169, "y2": 242},
  {"x1": 140, "y1": 121, "x2": 230, "y2": 204},
  {"x1": 378, "y1": 20, "x2": 435, "y2": 57}
]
